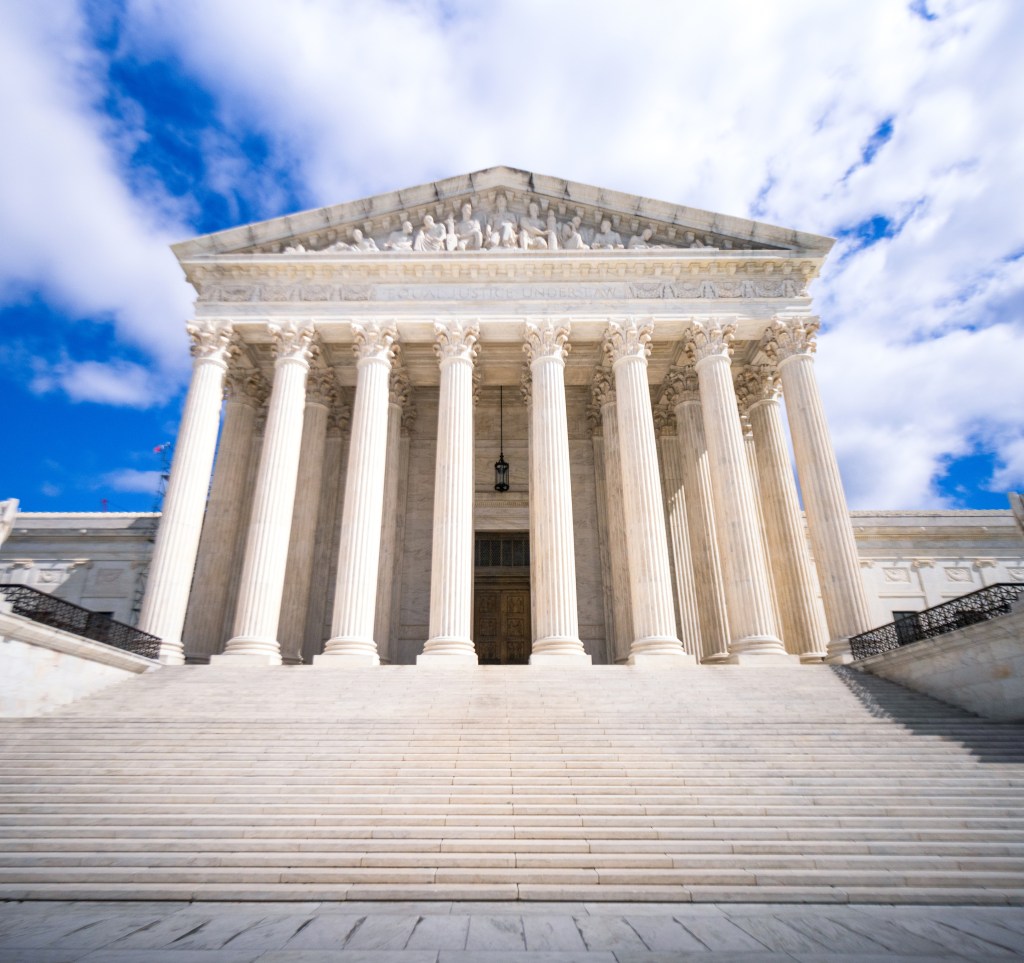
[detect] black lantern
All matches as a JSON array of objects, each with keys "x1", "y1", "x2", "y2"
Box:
[{"x1": 494, "y1": 385, "x2": 510, "y2": 492}]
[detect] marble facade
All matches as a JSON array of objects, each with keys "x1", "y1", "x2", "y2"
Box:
[{"x1": 5, "y1": 169, "x2": 1023, "y2": 667}]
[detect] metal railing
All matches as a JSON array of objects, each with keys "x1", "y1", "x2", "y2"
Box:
[
  {"x1": 0, "y1": 584, "x2": 161, "y2": 660},
  {"x1": 850, "y1": 582, "x2": 1024, "y2": 661}
]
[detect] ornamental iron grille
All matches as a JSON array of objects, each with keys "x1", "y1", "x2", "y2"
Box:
[
  {"x1": 475, "y1": 533, "x2": 529, "y2": 568},
  {"x1": 0, "y1": 584, "x2": 162, "y2": 660},
  {"x1": 849, "y1": 583, "x2": 1023, "y2": 661}
]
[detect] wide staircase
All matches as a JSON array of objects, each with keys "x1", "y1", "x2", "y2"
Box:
[{"x1": 0, "y1": 665, "x2": 1022, "y2": 903}]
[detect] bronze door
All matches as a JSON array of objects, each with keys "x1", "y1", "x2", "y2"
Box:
[{"x1": 474, "y1": 582, "x2": 531, "y2": 664}]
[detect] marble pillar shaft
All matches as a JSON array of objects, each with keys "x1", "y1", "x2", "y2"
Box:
[
  {"x1": 600, "y1": 400, "x2": 633, "y2": 663},
  {"x1": 659, "y1": 429, "x2": 702, "y2": 658},
  {"x1": 672, "y1": 399, "x2": 731, "y2": 663},
  {"x1": 692, "y1": 337, "x2": 784, "y2": 657},
  {"x1": 747, "y1": 395, "x2": 828, "y2": 660},
  {"x1": 278, "y1": 390, "x2": 331, "y2": 664},
  {"x1": 778, "y1": 350, "x2": 872, "y2": 647},
  {"x1": 224, "y1": 336, "x2": 314, "y2": 662},
  {"x1": 422, "y1": 326, "x2": 477, "y2": 663},
  {"x1": 182, "y1": 380, "x2": 260, "y2": 662},
  {"x1": 138, "y1": 323, "x2": 232, "y2": 664},
  {"x1": 374, "y1": 400, "x2": 404, "y2": 662},
  {"x1": 320, "y1": 324, "x2": 396, "y2": 664}
]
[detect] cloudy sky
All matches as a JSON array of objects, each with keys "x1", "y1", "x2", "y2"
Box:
[{"x1": 1, "y1": 0, "x2": 1022, "y2": 512}]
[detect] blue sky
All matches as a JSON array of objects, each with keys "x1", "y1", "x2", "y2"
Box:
[{"x1": 1, "y1": 0, "x2": 1023, "y2": 513}]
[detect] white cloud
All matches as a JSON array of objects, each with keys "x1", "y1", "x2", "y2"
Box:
[
  {"x1": 100, "y1": 468, "x2": 163, "y2": 494},
  {"x1": 31, "y1": 357, "x2": 168, "y2": 408},
  {"x1": 0, "y1": 1, "x2": 194, "y2": 376}
]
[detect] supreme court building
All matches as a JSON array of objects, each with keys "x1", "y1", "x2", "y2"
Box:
[{"x1": 134, "y1": 167, "x2": 881, "y2": 669}]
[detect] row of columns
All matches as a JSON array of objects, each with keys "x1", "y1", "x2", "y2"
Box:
[{"x1": 139, "y1": 313, "x2": 870, "y2": 668}]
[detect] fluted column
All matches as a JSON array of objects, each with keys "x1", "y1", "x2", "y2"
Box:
[
  {"x1": 278, "y1": 368, "x2": 337, "y2": 664},
  {"x1": 685, "y1": 319, "x2": 790, "y2": 663},
  {"x1": 591, "y1": 368, "x2": 633, "y2": 663},
  {"x1": 736, "y1": 365, "x2": 829, "y2": 661},
  {"x1": 665, "y1": 367, "x2": 731, "y2": 663},
  {"x1": 604, "y1": 318, "x2": 692, "y2": 665},
  {"x1": 218, "y1": 322, "x2": 318, "y2": 664},
  {"x1": 763, "y1": 316, "x2": 872, "y2": 662},
  {"x1": 183, "y1": 368, "x2": 268, "y2": 662},
  {"x1": 138, "y1": 320, "x2": 233, "y2": 664},
  {"x1": 740, "y1": 409, "x2": 783, "y2": 633},
  {"x1": 375, "y1": 366, "x2": 411, "y2": 663},
  {"x1": 523, "y1": 319, "x2": 590, "y2": 664},
  {"x1": 303, "y1": 399, "x2": 350, "y2": 664},
  {"x1": 420, "y1": 320, "x2": 480, "y2": 666},
  {"x1": 317, "y1": 322, "x2": 398, "y2": 665},
  {"x1": 655, "y1": 403, "x2": 702, "y2": 659}
]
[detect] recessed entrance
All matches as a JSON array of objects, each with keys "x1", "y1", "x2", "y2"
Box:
[{"x1": 474, "y1": 533, "x2": 530, "y2": 665}]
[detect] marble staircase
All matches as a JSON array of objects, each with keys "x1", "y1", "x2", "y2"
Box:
[{"x1": 0, "y1": 665, "x2": 1022, "y2": 903}]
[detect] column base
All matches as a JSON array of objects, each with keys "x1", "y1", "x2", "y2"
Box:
[
  {"x1": 825, "y1": 637, "x2": 855, "y2": 664},
  {"x1": 530, "y1": 636, "x2": 591, "y2": 665},
  {"x1": 157, "y1": 642, "x2": 185, "y2": 666},
  {"x1": 799, "y1": 652, "x2": 828, "y2": 664},
  {"x1": 315, "y1": 636, "x2": 380, "y2": 667},
  {"x1": 209, "y1": 652, "x2": 282, "y2": 667},
  {"x1": 215, "y1": 636, "x2": 283, "y2": 665},
  {"x1": 418, "y1": 636, "x2": 477, "y2": 666},
  {"x1": 628, "y1": 636, "x2": 694, "y2": 666},
  {"x1": 726, "y1": 634, "x2": 795, "y2": 665}
]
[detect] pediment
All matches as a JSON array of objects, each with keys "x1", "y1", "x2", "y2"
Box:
[{"x1": 172, "y1": 166, "x2": 833, "y2": 260}]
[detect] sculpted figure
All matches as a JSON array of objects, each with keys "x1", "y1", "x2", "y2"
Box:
[
  {"x1": 413, "y1": 214, "x2": 447, "y2": 252},
  {"x1": 560, "y1": 215, "x2": 589, "y2": 250},
  {"x1": 486, "y1": 193, "x2": 518, "y2": 248},
  {"x1": 350, "y1": 228, "x2": 379, "y2": 252},
  {"x1": 449, "y1": 202, "x2": 483, "y2": 250},
  {"x1": 384, "y1": 220, "x2": 415, "y2": 251},
  {"x1": 683, "y1": 230, "x2": 705, "y2": 248},
  {"x1": 519, "y1": 201, "x2": 553, "y2": 250},
  {"x1": 591, "y1": 218, "x2": 624, "y2": 250},
  {"x1": 284, "y1": 241, "x2": 307, "y2": 253},
  {"x1": 628, "y1": 227, "x2": 656, "y2": 249}
]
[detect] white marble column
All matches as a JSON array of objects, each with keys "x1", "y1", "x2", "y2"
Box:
[
  {"x1": 762, "y1": 316, "x2": 873, "y2": 662},
  {"x1": 183, "y1": 368, "x2": 268, "y2": 662},
  {"x1": 303, "y1": 399, "x2": 350, "y2": 665},
  {"x1": 655, "y1": 403, "x2": 702, "y2": 659},
  {"x1": 375, "y1": 366, "x2": 411, "y2": 663},
  {"x1": 317, "y1": 322, "x2": 398, "y2": 666},
  {"x1": 736, "y1": 365, "x2": 829, "y2": 661},
  {"x1": 591, "y1": 368, "x2": 633, "y2": 663},
  {"x1": 664, "y1": 367, "x2": 731, "y2": 663},
  {"x1": 278, "y1": 368, "x2": 337, "y2": 664},
  {"x1": 685, "y1": 319, "x2": 791, "y2": 663},
  {"x1": 218, "y1": 322, "x2": 318, "y2": 664},
  {"x1": 419, "y1": 320, "x2": 480, "y2": 666},
  {"x1": 523, "y1": 319, "x2": 590, "y2": 665},
  {"x1": 138, "y1": 321, "x2": 233, "y2": 664},
  {"x1": 604, "y1": 318, "x2": 693, "y2": 665}
]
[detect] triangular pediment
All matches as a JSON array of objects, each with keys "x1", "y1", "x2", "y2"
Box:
[{"x1": 172, "y1": 166, "x2": 833, "y2": 260}]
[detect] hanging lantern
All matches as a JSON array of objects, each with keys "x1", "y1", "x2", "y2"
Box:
[{"x1": 494, "y1": 385, "x2": 510, "y2": 492}]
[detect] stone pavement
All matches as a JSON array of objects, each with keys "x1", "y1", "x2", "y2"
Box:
[{"x1": 1, "y1": 900, "x2": 1024, "y2": 962}]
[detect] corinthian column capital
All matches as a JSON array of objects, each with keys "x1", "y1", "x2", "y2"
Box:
[
  {"x1": 433, "y1": 319, "x2": 480, "y2": 365},
  {"x1": 352, "y1": 321, "x2": 398, "y2": 364},
  {"x1": 187, "y1": 320, "x2": 234, "y2": 365},
  {"x1": 734, "y1": 365, "x2": 781, "y2": 415},
  {"x1": 306, "y1": 367, "x2": 339, "y2": 407},
  {"x1": 603, "y1": 316, "x2": 653, "y2": 364},
  {"x1": 762, "y1": 315, "x2": 820, "y2": 365},
  {"x1": 269, "y1": 321, "x2": 318, "y2": 366},
  {"x1": 224, "y1": 369, "x2": 269, "y2": 407},
  {"x1": 591, "y1": 366, "x2": 615, "y2": 408},
  {"x1": 653, "y1": 398, "x2": 677, "y2": 433},
  {"x1": 684, "y1": 318, "x2": 736, "y2": 367},
  {"x1": 524, "y1": 318, "x2": 571, "y2": 365},
  {"x1": 662, "y1": 365, "x2": 701, "y2": 408}
]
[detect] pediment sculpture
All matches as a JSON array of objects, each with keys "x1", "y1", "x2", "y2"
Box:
[{"x1": 278, "y1": 194, "x2": 761, "y2": 256}]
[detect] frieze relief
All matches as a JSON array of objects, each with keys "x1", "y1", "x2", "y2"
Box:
[{"x1": 198, "y1": 277, "x2": 809, "y2": 305}]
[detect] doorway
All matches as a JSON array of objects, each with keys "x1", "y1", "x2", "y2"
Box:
[{"x1": 474, "y1": 532, "x2": 530, "y2": 665}]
